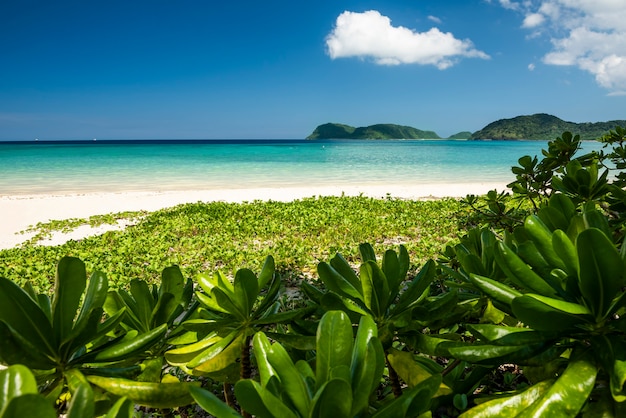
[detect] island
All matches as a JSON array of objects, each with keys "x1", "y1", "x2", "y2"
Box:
[
  {"x1": 308, "y1": 114, "x2": 626, "y2": 141},
  {"x1": 306, "y1": 123, "x2": 441, "y2": 140},
  {"x1": 470, "y1": 113, "x2": 626, "y2": 140}
]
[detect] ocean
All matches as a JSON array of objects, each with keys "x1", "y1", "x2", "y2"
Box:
[{"x1": 0, "y1": 139, "x2": 604, "y2": 195}]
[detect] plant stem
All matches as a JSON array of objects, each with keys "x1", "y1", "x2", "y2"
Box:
[{"x1": 386, "y1": 354, "x2": 403, "y2": 398}]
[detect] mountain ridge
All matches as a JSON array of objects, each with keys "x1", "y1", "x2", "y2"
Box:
[{"x1": 307, "y1": 114, "x2": 626, "y2": 140}]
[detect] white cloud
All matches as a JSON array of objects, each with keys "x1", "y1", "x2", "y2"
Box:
[
  {"x1": 326, "y1": 10, "x2": 489, "y2": 69},
  {"x1": 522, "y1": 13, "x2": 545, "y2": 28},
  {"x1": 428, "y1": 15, "x2": 442, "y2": 24},
  {"x1": 499, "y1": 0, "x2": 521, "y2": 10},
  {"x1": 528, "y1": 63, "x2": 536, "y2": 70},
  {"x1": 503, "y1": 1, "x2": 626, "y2": 92}
]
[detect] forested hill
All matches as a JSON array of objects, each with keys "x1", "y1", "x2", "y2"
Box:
[
  {"x1": 306, "y1": 123, "x2": 440, "y2": 139},
  {"x1": 470, "y1": 113, "x2": 626, "y2": 140}
]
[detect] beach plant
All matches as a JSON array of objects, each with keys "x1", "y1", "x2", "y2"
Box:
[
  {"x1": 308, "y1": 243, "x2": 465, "y2": 400},
  {"x1": 447, "y1": 197, "x2": 626, "y2": 415},
  {"x1": 165, "y1": 255, "x2": 314, "y2": 411},
  {"x1": 102, "y1": 266, "x2": 195, "y2": 382},
  {"x1": 190, "y1": 311, "x2": 442, "y2": 418},
  {"x1": 0, "y1": 256, "x2": 197, "y2": 412}
]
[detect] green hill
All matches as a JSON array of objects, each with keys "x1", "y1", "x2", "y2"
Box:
[
  {"x1": 471, "y1": 113, "x2": 626, "y2": 140},
  {"x1": 307, "y1": 123, "x2": 440, "y2": 139},
  {"x1": 448, "y1": 131, "x2": 473, "y2": 139}
]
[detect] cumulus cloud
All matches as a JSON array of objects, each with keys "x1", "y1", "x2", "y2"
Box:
[
  {"x1": 522, "y1": 13, "x2": 545, "y2": 28},
  {"x1": 325, "y1": 10, "x2": 489, "y2": 69},
  {"x1": 502, "y1": 0, "x2": 626, "y2": 93}
]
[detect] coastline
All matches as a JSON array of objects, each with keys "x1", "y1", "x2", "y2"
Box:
[{"x1": 0, "y1": 182, "x2": 507, "y2": 250}]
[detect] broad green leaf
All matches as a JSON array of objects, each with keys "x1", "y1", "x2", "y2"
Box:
[
  {"x1": 0, "y1": 365, "x2": 38, "y2": 417},
  {"x1": 524, "y1": 215, "x2": 566, "y2": 271},
  {"x1": 459, "y1": 380, "x2": 552, "y2": 417},
  {"x1": 129, "y1": 279, "x2": 154, "y2": 330},
  {"x1": 0, "y1": 321, "x2": 56, "y2": 369},
  {"x1": 468, "y1": 274, "x2": 522, "y2": 307},
  {"x1": 367, "y1": 260, "x2": 391, "y2": 315},
  {"x1": 257, "y1": 255, "x2": 275, "y2": 290},
  {"x1": 351, "y1": 322, "x2": 385, "y2": 415},
  {"x1": 151, "y1": 292, "x2": 178, "y2": 327},
  {"x1": 359, "y1": 262, "x2": 381, "y2": 316},
  {"x1": 193, "y1": 333, "x2": 244, "y2": 377},
  {"x1": 66, "y1": 382, "x2": 95, "y2": 418},
  {"x1": 466, "y1": 324, "x2": 555, "y2": 346},
  {"x1": 263, "y1": 334, "x2": 311, "y2": 417},
  {"x1": 160, "y1": 265, "x2": 186, "y2": 304},
  {"x1": 359, "y1": 243, "x2": 377, "y2": 263},
  {"x1": 74, "y1": 270, "x2": 108, "y2": 332},
  {"x1": 252, "y1": 332, "x2": 277, "y2": 387},
  {"x1": 190, "y1": 386, "x2": 242, "y2": 418},
  {"x1": 235, "y1": 379, "x2": 298, "y2": 418},
  {"x1": 577, "y1": 228, "x2": 625, "y2": 318},
  {"x1": 2, "y1": 393, "x2": 56, "y2": 418},
  {"x1": 387, "y1": 349, "x2": 451, "y2": 397},
  {"x1": 186, "y1": 330, "x2": 240, "y2": 369},
  {"x1": 0, "y1": 278, "x2": 55, "y2": 358},
  {"x1": 104, "y1": 397, "x2": 135, "y2": 418},
  {"x1": 495, "y1": 242, "x2": 559, "y2": 297},
  {"x1": 233, "y1": 268, "x2": 259, "y2": 317},
  {"x1": 394, "y1": 260, "x2": 436, "y2": 313},
  {"x1": 52, "y1": 257, "x2": 87, "y2": 347},
  {"x1": 520, "y1": 352, "x2": 597, "y2": 417},
  {"x1": 511, "y1": 294, "x2": 591, "y2": 331},
  {"x1": 212, "y1": 287, "x2": 246, "y2": 320},
  {"x1": 382, "y1": 249, "x2": 401, "y2": 298},
  {"x1": 329, "y1": 252, "x2": 363, "y2": 294},
  {"x1": 315, "y1": 311, "x2": 354, "y2": 389},
  {"x1": 551, "y1": 230, "x2": 578, "y2": 279},
  {"x1": 318, "y1": 262, "x2": 363, "y2": 303},
  {"x1": 310, "y1": 379, "x2": 352, "y2": 418}
]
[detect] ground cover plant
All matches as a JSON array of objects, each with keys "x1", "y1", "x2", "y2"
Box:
[
  {"x1": 1, "y1": 126, "x2": 626, "y2": 416},
  {"x1": 0, "y1": 195, "x2": 462, "y2": 291}
]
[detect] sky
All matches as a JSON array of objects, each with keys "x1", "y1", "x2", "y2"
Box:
[{"x1": 1, "y1": 0, "x2": 625, "y2": 140}]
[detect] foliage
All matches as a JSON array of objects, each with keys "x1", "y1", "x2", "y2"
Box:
[
  {"x1": 0, "y1": 196, "x2": 461, "y2": 291},
  {"x1": 192, "y1": 311, "x2": 441, "y2": 418}
]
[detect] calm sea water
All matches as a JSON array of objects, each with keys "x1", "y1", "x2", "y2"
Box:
[{"x1": 0, "y1": 139, "x2": 603, "y2": 195}]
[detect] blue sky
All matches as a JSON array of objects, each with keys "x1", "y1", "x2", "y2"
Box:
[{"x1": 1, "y1": 0, "x2": 625, "y2": 140}]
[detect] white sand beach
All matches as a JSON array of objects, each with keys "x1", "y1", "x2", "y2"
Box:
[{"x1": 0, "y1": 182, "x2": 508, "y2": 250}]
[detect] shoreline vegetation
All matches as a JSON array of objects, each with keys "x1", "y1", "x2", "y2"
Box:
[
  {"x1": 307, "y1": 113, "x2": 626, "y2": 140},
  {"x1": 3, "y1": 127, "x2": 626, "y2": 416}
]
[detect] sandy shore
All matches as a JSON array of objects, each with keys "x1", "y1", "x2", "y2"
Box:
[{"x1": 0, "y1": 182, "x2": 507, "y2": 250}]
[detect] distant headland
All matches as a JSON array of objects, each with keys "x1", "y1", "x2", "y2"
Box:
[{"x1": 307, "y1": 114, "x2": 626, "y2": 140}]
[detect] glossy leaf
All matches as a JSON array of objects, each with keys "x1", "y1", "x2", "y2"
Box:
[
  {"x1": 521, "y1": 352, "x2": 597, "y2": 416},
  {"x1": 0, "y1": 278, "x2": 55, "y2": 358},
  {"x1": 310, "y1": 379, "x2": 352, "y2": 418},
  {"x1": 235, "y1": 379, "x2": 298, "y2": 418},
  {"x1": 511, "y1": 294, "x2": 591, "y2": 331},
  {"x1": 0, "y1": 365, "x2": 39, "y2": 417},
  {"x1": 52, "y1": 257, "x2": 87, "y2": 347},
  {"x1": 495, "y1": 241, "x2": 558, "y2": 297},
  {"x1": 315, "y1": 311, "x2": 353, "y2": 389},
  {"x1": 468, "y1": 274, "x2": 522, "y2": 307},
  {"x1": 460, "y1": 380, "x2": 552, "y2": 417},
  {"x1": 577, "y1": 228, "x2": 625, "y2": 318},
  {"x1": 233, "y1": 268, "x2": 259, "y2": 317},
  {"x1": 190, "y1": 386, "x2": 242, "y2": 418}
]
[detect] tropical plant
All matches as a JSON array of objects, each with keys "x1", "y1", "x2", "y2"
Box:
[
  {"x1": 165, "y1": 255, "x2": 314, "y2": 412},
  {"x1": 191, "y1": 311, "x2": 442, "y2": 418},
  {"x1": 453, "y1": 196, "x2": 626, "y2": 415},
  {"x1": 0, "y1": 256, "x2": 197, "y2": 413},
  {"x1": 308, "y1": 243, "x2": 466, "y2": 399}
]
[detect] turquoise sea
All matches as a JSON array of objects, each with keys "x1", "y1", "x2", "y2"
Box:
[{"x1": 0, "y1": 139, "x2": 604, "y2": 195}]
